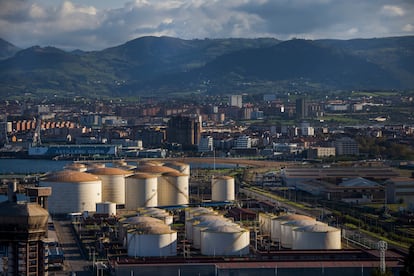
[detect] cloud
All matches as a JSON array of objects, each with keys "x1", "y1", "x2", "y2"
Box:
[
  {"x1": 381, "y1": 5, "x2": 405, "y2": 17},
  {"x1": 0, "y1": 0, "x2": 413, "y2": 50},
  {"x1": 403, "y1": 24, "x2": 414, "y2": 32}
]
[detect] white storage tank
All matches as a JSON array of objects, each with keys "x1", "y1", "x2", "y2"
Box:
[
  {"x1": 259, "y1": 213, "x2": 276, "y2": 236},
  {"x1": 123, "y1": 216, "x2": 177, "y2": 257},
  {"x1": 211, "y1": 176, "x2": 235, "y2": 202},
  {"x1": 39, "y1": 170, "x2": 102, "y2": 214},
  {"x1": 270, "y1": 214, "x2": 315, "y2": 243},
  {"x1": 293, "y1": 224, "x2": 342, "y2": 250},
  {"x1": 96, "y1": 202, "x2": 117, "y2": 216},
  {"x1": 158, "y1": 171, "x2": 189, "y2": 206},
  {"x1": 164, "y1": 161, "x2": 190, "y2": 176},
  {"x1": 119, "y1": 216, "x2": 164, "y2": 245},
  {"x1": 89, "y1": 167, "x2": 131, "y2": 205},
  {"x1": 201, "y1": 225, "x2": 250, "y2": 256},
  {"x1": 125, "y1": 173, "x2": 158, "y2": 209},
  {"x1": 64, "y1": 162, "x2": 87, "y2": 172},
  {"x1": 192, "y1": 216, "x2": 234, "y2": 249},
  {"x1": 281, "y1": 220, "x2": 323, "y2": 249}
]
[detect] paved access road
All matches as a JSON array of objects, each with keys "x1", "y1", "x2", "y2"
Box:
[{"x1": 52, "y1": 220, "x2": 93, "y2": 276}]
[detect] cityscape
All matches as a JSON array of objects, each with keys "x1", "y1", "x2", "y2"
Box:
[{"x1": 1, "y1": 1, "x2": 414, "y2": 276}]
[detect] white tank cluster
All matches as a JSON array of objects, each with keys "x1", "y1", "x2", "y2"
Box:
[
  {"x1": 39, "y1": 170, "x2": 102, "y2": 214},
  {"x1": 270, "y1": 214, "x2": 315, "y2": 243},
  {"x1": 211, "y1": 176, "x2": 235, "y2": 202},
  {"x1": 88, "y1": 167, "x2": 131, "y2": 205},
  {"x1": 281, "y1": 220, "x2": 325, "y2": 248},
  {"x1": 185, "y1": 207, "x2": 217, "y2": 241},
  {"x1": 120, "y1": 216, "x2": 177, "y2": 257},
  {"x1": 258, "y1": 213, "x2": 342, "y2": 250},
  {"x1": 41, "y1": 161, "x2": 192, "y2": 214},
  {"x1": 185, "y1": 208, "x2": 250, "y2": 256}
]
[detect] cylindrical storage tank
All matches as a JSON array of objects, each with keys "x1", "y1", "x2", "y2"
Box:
[
  {"x1": 119, "y1": 216, "x2": 164, "y2": 245},
  {"x1": 96, "y1": 202, "x2": 117, "y2": 216},
  {"x1": 127, "y1": 227, "x2": 177, "y2": 257},
  {"x1": 201, "y1": 225, "x2": 250, "y2": 256},
  {"x1": 158, "y1": 172, "x2": 189, "y2": 206},
  {"x1": 270, "y1": 214, "x2": 315, "y2": 243},
  {"x1": 122, "y1": 216, "x2": 177, "y2": 257},
  {"x1": 193, "y1": 218, "x2": 236, "y2": 249},
  {"x1": 64, "y1": 163, "x2": 87, "y2": 172},
  {"x1": 88, "y1": 167, "x2": 131, "y2": 205},
  {"x1": 125, "y1": 174, "x2": 158, "y2": 209},
  {"x1": 293, "y1": 224, "x2": 342, "y2": 250},
  {"x1": 211, "y1": 176, "x2": 235, "y2": 202},
  {"x1": 164, "y1": 162, "x2": 190, "y2": 176},
  {"x1": 259, "y1": 213, "x2": 276, "y2": 236},
  {"x1": 39, "y1": 170, "x2": 102, "y2": 214},
  {"x1": 281, "y1": 220, "x2": 324, "y2": 249}
]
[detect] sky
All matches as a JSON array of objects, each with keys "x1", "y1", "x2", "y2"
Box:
[{"x1": 1, "y1": 0, "x2": 413, "y2": 51}]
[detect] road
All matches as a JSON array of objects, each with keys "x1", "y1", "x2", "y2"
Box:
[{"x1": 52, "y1": 219, "x2": 93, "y2": 276}]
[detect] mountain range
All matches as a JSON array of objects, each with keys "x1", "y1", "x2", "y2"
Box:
[{"x1": 1, "y1": 36, "x2": 413, "y2": 98}]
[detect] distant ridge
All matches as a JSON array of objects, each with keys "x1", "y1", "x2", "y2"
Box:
[
  {"x1": 0, "y1": 35, "x2": 413, "y2": 98},
  {"x1": 0, "y1": 38, "x2": 20, "y2": 60}
]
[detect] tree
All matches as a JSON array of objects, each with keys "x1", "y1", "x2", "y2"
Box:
[{"x1": 400, "y1": 243, "x2": 414, "y2": 276}]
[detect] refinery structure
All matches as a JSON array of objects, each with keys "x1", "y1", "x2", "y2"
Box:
[{"x1": 0, "y1": 159, "x2": 409, "y2": 275}]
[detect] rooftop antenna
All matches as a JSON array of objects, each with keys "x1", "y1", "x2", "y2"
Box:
[{"x1": 378, "y1": 240, "x2": 388, "y2": 274}]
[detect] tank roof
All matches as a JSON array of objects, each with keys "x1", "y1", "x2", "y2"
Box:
[
  {"x1": 213, "y1": 176, "x2": 234, "y2": 180},
  {"x1": 204, "y1": 224, "x2": 245, "y2": 233},
  {"x1": 274, "y1": 214, "x2": 315, "y2": 221},
  {"x1": 162, "y1": 171, "x2": 188, "y2": 177},
  {"x1": 65, "y1": 163, "x2": 87, "y2": 169},
  {"x1": 138, "y1": 161, "x2": 164, "y2": 166},
  {"x1": 282, "y1": 220, "x2": 322, "y2": 227},
  {"x1": 41, "y1": 170, "x2": 100, "y2": 182},
  {"x1": 88, "y1": 167, "x2": 131, "y2": 175},
  {"x1": 128, "y1": 173, "x2": 159, "y2": 179},
  {"x1": 122, "y1": 216, "x2": 164, "y2": 225},
  {"x1": 164, "y1": 161, "x2": 188, "y2": 167},
  {"x1": 129, "y1": 223, "x2": 174, "y2": 235},
  {"x1": 294, "y1": 223, "x2": 339, "y2": 233},
  {"x1": 135, "y1": 165, "x2": 179, "y2": 174}
]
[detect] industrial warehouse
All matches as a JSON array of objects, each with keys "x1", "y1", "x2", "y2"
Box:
[{"x1": 0, "y1": 160, "x2": 410, "y2": 275}]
